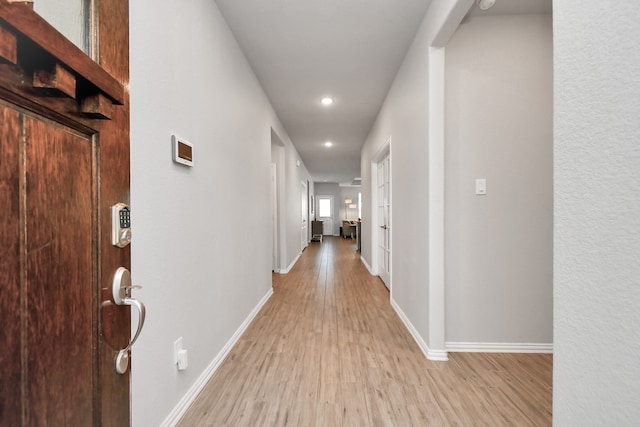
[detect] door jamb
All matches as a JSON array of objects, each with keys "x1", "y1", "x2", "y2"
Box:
[{"x1": 371, "y1": 137, "x2": 391, "y2": 289}]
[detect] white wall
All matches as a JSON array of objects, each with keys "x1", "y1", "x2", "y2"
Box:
[
  {"x1": 360, "y1": 4, "x2": 432, "y2": 352},
  {"x1": 360, "y1": 0, "x2": 472, "y2": 358},
  {"x1": 313, "y1": 183, "x2": 360, "y2": 235},
  {"x1": 444, "y1": 14, "x2": 553, "y2": 346},
  {"x1": 272, "y1": 129, "x2": 313, "y2": 273},
  {"x1": 283, "y1": 141, "x2": 313, "y2": 268},
  {"x1": 362, "y1": 0, "x2": 553, "y2": 359},
  {"x1": 554, "y1": 0, "x2": 640, "y2": 424},
  {"x1": 339, "y1": 187, "x2": 361, "y2": 221},
  {"x1": 314, "y1": 183, "x2": 341, "y2": 235},
  {"x1": 129, "y1": 1, "x2": 307, "y2": 425}
]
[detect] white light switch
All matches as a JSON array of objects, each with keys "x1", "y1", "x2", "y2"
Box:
[
  {"x1": 174, "y1": 337, "x2": 183, "y2": 364},
  {"x1": 475, "y1": 178, "x2": 487, "y2": 195},
  {"x1": 174, "y1": 337, "x2": 189, "y2": 370},
  {"x1": 177, "y1": 349, "x2": 189, "y2": 370}
]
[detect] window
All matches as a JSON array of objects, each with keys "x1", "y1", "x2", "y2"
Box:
[
  {"x1": 318, "y1": 198, "x2": 332, "y2": 217},
  {"x1": 34, "y1": 0, "x2": 91, "y2": 54}
]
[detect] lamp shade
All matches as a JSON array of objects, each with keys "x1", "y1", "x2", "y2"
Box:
[
  {"x1": 344, "y1": 198, "x2": 352, "y2": 204},
  {"x1": 348, "y1": 204, "x2": 357, "y2": 209}
]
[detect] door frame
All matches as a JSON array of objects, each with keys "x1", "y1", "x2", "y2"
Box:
[
  {"x1": 270, "y1": 130, "x2": 286, "y2": 273},
  {"x1": 371, "y1": 137, "x2": 392, "y2": 292},
  {"x1": 316, "y1": 194, "x2": 335, "y2": 235},
  {"x1": 271, "y1": 163, "x2": 278, "y2": 271},
  {"x1": 300, "y1": 180, "x2": 308, "y2": 252}
]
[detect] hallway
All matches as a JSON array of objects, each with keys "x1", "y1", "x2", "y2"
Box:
[{"x1": 178, "y1": 237, "x2": 552, "y2": 426}]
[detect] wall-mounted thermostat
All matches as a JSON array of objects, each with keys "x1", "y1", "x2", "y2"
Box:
[{"x1": 172, "y1": 135, "x2": 194, "y2": 167}]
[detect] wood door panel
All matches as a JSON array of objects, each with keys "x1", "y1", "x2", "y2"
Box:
[
  {"x1": 24, "y1": 116, "x2": 96, "y2": 425},
  {"x1": 0, "y1": 1, "x2": 131, "y2": 424},
  {"x1": 0, "y1": 104, "x2": 21, "y2": 427},
  {"x1": 0, "y1": 2, "x2": 124, "y2": 104}
]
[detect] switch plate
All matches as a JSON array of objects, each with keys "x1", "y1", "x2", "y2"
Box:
[
  {"x1": 475, "y1": 178, "x2": 487, "y2": 195},
  {"x1": 173, "y1": 337, "x2": 183, "y2": 365},
  {"x1": 177, "y1": 349, "x2": 189, "y2": 370}
]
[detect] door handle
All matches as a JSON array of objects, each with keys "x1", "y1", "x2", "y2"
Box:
[
  {"x1": 112, "y1": 267, "x2": 146, "y2": 375},
  {"x1": 380, "y1": 225, "x2": 387, "y2": 230}
]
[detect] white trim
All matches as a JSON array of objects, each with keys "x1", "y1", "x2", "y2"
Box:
[
  {"x1": 427, "y1": 348, "x2": 449, "y2": 361},
  {"x1": 315, "y1": 194, "x2": 335, "y2": 236},
  {"x1": 271, "y1": 163, "x2": 279, "y2": 272},
  {"x1": 279, "y1": 252, "x2": 301, "y2": 274},
  {"x1": 427, "y1": 46, "x2": 446, "y2": 352},
  {"x1": 360, "y1": 256, "x2": 374, "y2": 275},
  {"x1": 391, "y1": 298, "x2": 448, "y2": 362},
  {"x1": 445, "y1": 342, "x2": 553, "y2": 353},
  {"x1": 159, "y1": 288, "x2": 274, "y2": 427},
  {"x1": 371, "y1": 138, "x2": 392, "y2": 290}
]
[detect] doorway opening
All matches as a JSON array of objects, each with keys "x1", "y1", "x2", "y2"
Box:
[
  {"x1": 316, "y1": 195, "x2": 334, "y2": 236},
  {"x1": 371, "y1": 138, "x2": 391, "y2": 291}
]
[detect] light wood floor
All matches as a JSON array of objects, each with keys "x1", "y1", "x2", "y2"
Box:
[{"x1": 178, "y1": 237, "x2": 552, "y2": 426}]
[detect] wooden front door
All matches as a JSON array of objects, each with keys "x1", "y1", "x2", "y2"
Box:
[{"x1": 0, "y1": 1, "x2": 132, "y2": 425}]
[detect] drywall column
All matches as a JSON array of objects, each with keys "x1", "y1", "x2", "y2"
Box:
[
  {"x1": 554, "y1": 0, "x2": 640, "y2": 424},
  {"x1": 423, "y1": 0, "x2": 473, "y2": 360},
  {"x1": 427, "y1": 46, "x2": 447, "y2": 360}
]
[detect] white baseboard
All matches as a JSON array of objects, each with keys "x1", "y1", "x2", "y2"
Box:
[
  {"x1": 426, "y1": 348, "x2": 449, "y2": 361},
  {"x1": 360, "y1": 256, "x2": 374, "y2": 275},
  {"x1": 445, "y1": 342, "x2": 553, "y2": 353},
  {"x1": 160, "y1": 287, "x2": 274, "y2": 427},
  {"x1": 390, "y1": 298, "x2": 448, "y2": 362},
  {"x1": 279, "y1": 252, "x2": 301, "y2": 274}
]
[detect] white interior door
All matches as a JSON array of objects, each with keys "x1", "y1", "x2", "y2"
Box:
[
  {"x1": 301, "y1": 181, "x2": 308, "y2": 252},
  {"x1": 271, "y1": 163, "x2": 278, "y2": 271},
  {"x1": 317, "y1": 195, "x2": 334, "y2": 235},
  {"x1": 377, "y1": 155, "x2": 391, "y2": 289}
]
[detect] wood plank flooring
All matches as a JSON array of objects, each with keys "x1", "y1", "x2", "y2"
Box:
[{"x1": 178, "y1": 237, "x2": 552, "y2": 426}]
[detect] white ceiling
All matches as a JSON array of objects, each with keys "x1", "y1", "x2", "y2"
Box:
[
  {"x1": 215, "y1": 0, "x2": 552, "y2": 185},
  {"x1": 468, "y1": 0, "x2": 552, "y2": 17}
]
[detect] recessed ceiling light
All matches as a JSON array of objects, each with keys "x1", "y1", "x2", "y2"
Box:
[
  {"x1": 321, "y1": 97, "x2": 334, "y2": 106},
  {"x1": 476, "y1": 0, "x2": 496, "y2": 10},
  {"x1": 324, "y1": 141, "x2": 333, "y2": 147}
]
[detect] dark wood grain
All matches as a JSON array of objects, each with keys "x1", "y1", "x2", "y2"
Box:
[
  {"x1": 95, "y1": 0, "x2": 131, "y2": 425},
  {"x1": 24, "y1": 116, "x2": 96, "y2": 426},
  {"x1": 0, "y1": 1, "x2": 131, "y2": 424},
  {"x1": 0, "y1": 24, "x2": 16, "y2": 63},
  {"x1": 80, "y1": 93, "x2": 112, "y2": 119},
  {"x1": 0, "y1": 103, "x2": 22, "y2": 427},
  {"x1": 0, "y1": 63, "x2": 99, "y2": 134},
  {"x1": 0, "y1": 2, "x2": 124, "y2": 104},
  {"x1": 96, "y1": 0, "x2": 129, "y2": 84},
  {"x1": 33, "y1": 62, "x2": 76, "y2": 98},
  {"x1": 6, "y1": 1, "x2": 33, "y2": 9}
]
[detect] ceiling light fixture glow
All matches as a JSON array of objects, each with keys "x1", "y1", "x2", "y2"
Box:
[
  {"x1": 476, "y1": 0, "x2": 496, "y2": 10},
  {"x1": 324, "y1": 141, "x2": 333, "y2": 147},
  {"x1": 321, "y1": 97, "x2": 334, "y2": 106}
]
